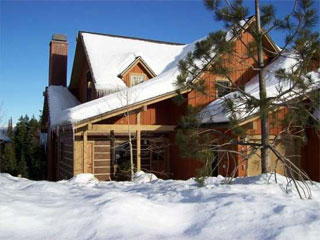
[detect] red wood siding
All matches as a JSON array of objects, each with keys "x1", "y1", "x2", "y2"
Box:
[
  {"x1": 97, "y1": 98, "x2": 187, "y2": 126},
  {"x1": 122, "y1": 62, "x2": 153, "y2": 86},
  {"x1": 187, "y1": 30, "x2": 270, "y2": 108},
  {"x1": 301, "y1": 128, "x2": 320, "y2": 181}
]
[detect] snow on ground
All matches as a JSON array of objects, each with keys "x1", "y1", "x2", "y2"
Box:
[{"x1": 1, "y1": 173, "x2": 320, "y2": 240}]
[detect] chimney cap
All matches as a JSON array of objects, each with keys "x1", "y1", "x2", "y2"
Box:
[{"x1": 52, "y1": 34, "x2": 67, "y2": 42}]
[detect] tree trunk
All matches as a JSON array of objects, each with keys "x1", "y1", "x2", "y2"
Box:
[
  {"x1": 126, "y1": 111, "x2": 134, "y2": 181},
  {"x1": 255, "y1": 0, "x2": 270, "y2": 173}
]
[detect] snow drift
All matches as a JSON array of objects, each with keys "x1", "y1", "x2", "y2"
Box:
[{"x1": 1, "y1": 173, "x2": 320, "y2": 240}]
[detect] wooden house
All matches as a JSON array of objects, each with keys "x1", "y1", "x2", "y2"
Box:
[{"x1": 42, "y1": 18, "x2": 320, "y2": 182}]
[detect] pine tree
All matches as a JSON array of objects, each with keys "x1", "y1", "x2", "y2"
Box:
[
  {"x1": 2, "y1": 143, "x2": 17, "y2": 175},
  {"x1": 6, "y1": 118, "x2": 14, "y2": 139},
  {"x1": 14, "y1": 116, "x2": 28, "y2": 161},
  {"x1": 176, "y1": 0, "x2": 319, "y2": 197},
  {"x1": 18, "y1": 150, "x2": 28, "y2": 178},
  {"x1": 1, "y1": 118, "x2": 17, "y2": 174}
]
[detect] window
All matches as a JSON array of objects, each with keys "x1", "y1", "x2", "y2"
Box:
[
  {"x1": 130, "y1": 74, "x2": 145, "y2": 86},
  {"x1": 216, "y1": 80, "x2": 231, "y2": 97},
  {"x1": 87, "y1": 71, "x2": 92, "y2": 101}
]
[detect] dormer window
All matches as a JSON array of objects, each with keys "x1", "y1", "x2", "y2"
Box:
[
  {"x1": 216, "y1": 80, "x2": 231, "y2": 97},
  {"x1": 130, "y1": 74, "x2": 145, "y2": 86}
]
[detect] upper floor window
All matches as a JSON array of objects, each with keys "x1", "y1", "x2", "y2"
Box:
[
  {"x1": 130, "y1": 74, "x2": 145, "y2": 86},
  {"x1": 216, "y1": 80, "x2": 231, "y2": 98},
  {"x1": 87, "y1": 71, "x2": 93, "y2": 101}
]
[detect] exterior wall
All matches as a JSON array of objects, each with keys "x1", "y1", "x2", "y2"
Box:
[
  {"x1": 246, "y1": 135, "x2": 286, "y2": 176},
  {"x1": 301, "y1": 128, "x2": 320, "y2": 181},
  {"x1": 76, "y1": 59, "x2": 98, "y2": 103},
  {"x1": 97, "y1": 98, "x2": 187, "y2": 126},
  {"x1": 169, "y1": 132, "x2": 203, "y2": 179},
  {"x1": 187, "y1": 30, "x2": 270, "y2": 108},
  {"x1": 243, "y1": 108, "x2": 303, "y2": 178},
  {"x1": 57, "y1": 130, "x2": 74, "y2": 180},
  {"x1": 73, "y1": 134, "x2": 113, "y2": 181},
  {"x1": 91, "y1": 138, "x2": 112, "y2": 181}
]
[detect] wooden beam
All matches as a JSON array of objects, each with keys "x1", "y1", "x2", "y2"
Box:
[
  {"x1": 74, "y1": 89, "x2": 190, "y2": 129},
  {"x1": 91, "y1": 124, "x2": 176, "y2": 132}
]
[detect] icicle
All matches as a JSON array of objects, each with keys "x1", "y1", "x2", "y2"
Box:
[
  {"x1": 56, "y1": 126, "x2": 60, "y2": 137},
  {"x1": 72, "y1": 122, "x2": 75, "y2": 142}
]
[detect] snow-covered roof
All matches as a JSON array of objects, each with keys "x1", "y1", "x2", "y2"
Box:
[
  {"x1": 49, "y1": 38, "x2": 197, "y2": 127},
  {"x1": 47, "y1": 86, "x2": 80, "y2": 126},
  {"x1": 48, "y1": 19, "x2": 279, "y2": 127},
  {"x1": 200, "y1": 55, "x2": 320, "y2": 124},
  {"x1": 81, "y1": 32, "x2": 186, "y2": 93}
]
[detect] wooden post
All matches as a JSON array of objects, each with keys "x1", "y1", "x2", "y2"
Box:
[
  {"x1": 83, "y1": 130, "x2": 88, "y2": 173},
  {"x1": 136, "y1": 112, "x2": 141, "y2": 172}
]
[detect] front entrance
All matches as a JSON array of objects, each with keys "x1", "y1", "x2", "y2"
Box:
[{"x1": 114, "y1": 133, "x2": 170, "y2": 179}]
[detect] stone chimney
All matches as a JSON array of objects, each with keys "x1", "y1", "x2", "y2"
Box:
[{"x1": 49, "y1": 34, "x2": 68, "y2": 86}]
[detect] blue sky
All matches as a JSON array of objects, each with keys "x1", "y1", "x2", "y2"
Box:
[{"x1": 0, "y1": 0, "x2": 319, "y2": 126}]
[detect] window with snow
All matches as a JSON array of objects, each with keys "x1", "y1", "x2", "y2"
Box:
[
  {"x1": 130, "y1": 74, "x2": 145, "y2": 86},
  {"x1": 216, "y1": 80, "x2": 231, "y2": 98}
]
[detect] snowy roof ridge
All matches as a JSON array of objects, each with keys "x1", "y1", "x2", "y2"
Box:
[{"x1": 79, "y1": 31, "x2": 185, "y2": 46}]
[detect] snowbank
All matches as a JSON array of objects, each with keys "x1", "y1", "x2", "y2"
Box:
[
  {"x1": 1, "y1": 173, "x2": 320, "y2": 240},
  {"x1": 134, "y1": 171, "x2": 158, "y2": 183},
  {"x1": 66, "y1": 173, "x2": 99, "y2": 186}
]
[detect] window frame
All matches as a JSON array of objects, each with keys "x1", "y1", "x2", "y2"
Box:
[
  {"x1": 216, "y1": 79, "x2": 231, "y2": 98},
  {"x1": 129, "y1": 73, "x2": 146, "y2": 86}
]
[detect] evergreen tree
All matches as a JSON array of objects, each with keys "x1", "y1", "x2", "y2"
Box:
[
  {"x1": 14, "y1": 115, "x2": 28, "y2": 161},
  {"x1": 1, "y1": 115, "x2": 46, "y2": 179},
  {"x1": 2, "y1": 143, "x2": 17, "y2": 175},
  {"x1": 18, "y1": 150, "x2": 28, "y2": 178},
  {"x1": 1, "y1": 118, "x2": 17, "y2": 175},
  {"x1": 176, "y1": 0, "x2": 319, "y2": 197},
  {"x1": 6, "y1": 118, "x2": 14, "y2": 139}
]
